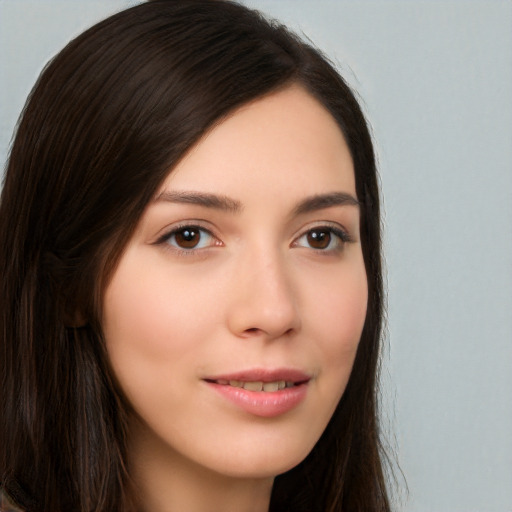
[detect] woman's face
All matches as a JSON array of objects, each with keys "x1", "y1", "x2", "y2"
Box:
[{"x1": 103, "y1": 85, "x2": 367, "y2": 480}]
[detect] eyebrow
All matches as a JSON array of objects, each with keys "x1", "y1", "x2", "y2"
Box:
[
  {"x1": 292, "y1": 192, "x2": 360, "y2": 216},
  {"x1": 154, "y1": 190, "x2": 242, "y2": 213},
  {"x1": 153, "y1": 190, "x2": 359, "y2": 215}
]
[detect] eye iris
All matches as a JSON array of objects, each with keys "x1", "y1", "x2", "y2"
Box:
[
  {"x1": 175, "y1": 228, "x2": 200, "y2": 248},
  {"x1": 307, "y1": 230, "x2": 331, "y2": 249}
]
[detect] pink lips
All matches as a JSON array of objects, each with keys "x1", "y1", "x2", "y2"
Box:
[{"x1": 204, "y1": 369, "x2": 310, "y2": 418}]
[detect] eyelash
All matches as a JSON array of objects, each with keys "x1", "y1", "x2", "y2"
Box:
[
  {"x1": 292, "y1": 225, "x2": 353, "y2": 253},
  {"x1": 155, "y1": 223, "x2": 352, "y2": 256},
  {"x1": 155, "y1": 223, "x2": 220, "y2": 257}
]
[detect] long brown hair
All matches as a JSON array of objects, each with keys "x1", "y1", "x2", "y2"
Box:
[{"x1": 0, "y1": 1, "x2": 389, "y2": 510}]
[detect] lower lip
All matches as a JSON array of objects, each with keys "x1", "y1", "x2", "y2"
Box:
[{"x1": 206, "y1": 381, "x2": 308, "y2": 418}]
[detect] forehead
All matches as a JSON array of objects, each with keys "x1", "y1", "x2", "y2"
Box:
[{"x1": 161, "y1": 85, "x2": 355, "y2": 200}]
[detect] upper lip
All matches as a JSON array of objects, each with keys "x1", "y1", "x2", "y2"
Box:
[{"x1": 203, "y1": 368, "x2": 311, "y2": 384}]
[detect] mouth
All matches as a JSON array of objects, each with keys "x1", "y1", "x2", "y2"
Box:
[
  {"x1": 203, "y1": 369, "x2": 311, "y2": 417},
  {"x1": 205, "y1": 379, "x2": 305, "y2": 392}
]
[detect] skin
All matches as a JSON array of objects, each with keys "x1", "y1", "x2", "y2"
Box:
[{"x1": 102, "y1": 85, "x2": 368, "y2": 512}]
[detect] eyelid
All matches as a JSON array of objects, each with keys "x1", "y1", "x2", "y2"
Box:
[
  {"x1": 291, "y1": 222, "x2": 354, "y2": 250},
  {"x1": 151, "y1": 220, "x2": 354, "y2": 256},
  {"x1": 153, "y1": 221, "x2": 222, "y2": 254}
]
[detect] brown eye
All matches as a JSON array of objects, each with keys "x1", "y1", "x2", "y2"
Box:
[
  {"x1": 163, "y1": 226, "x2": 215, "y2": 250},
  {"x1": 307, "y1": 229, "x2": 331, "y2": 249},
  {"x1": 174, "y1": 227, "x2": 201, "y2": 248},
  {"x1": 294, "y1": 226, "x2": 349, "y2": 252}
]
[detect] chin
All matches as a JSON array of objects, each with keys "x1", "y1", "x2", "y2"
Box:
[{"x1": 190, "y1": 426, "x2": 322, "y2": 480}]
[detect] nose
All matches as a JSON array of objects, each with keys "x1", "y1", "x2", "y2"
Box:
[{"x1": 226, "y1": 247, "x2": 301, "y2": 340}]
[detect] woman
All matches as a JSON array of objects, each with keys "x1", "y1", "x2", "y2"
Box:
[{"x1": 0, "y1": 1, "x2": 390, "y2": 511}]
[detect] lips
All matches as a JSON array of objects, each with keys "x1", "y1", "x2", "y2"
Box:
[
  {"x1": 204, "y1": 369, "x2": 310, "y2": 417},
  {"x1": 216, "y1": 379, "x2": 292, "y2": 392}
]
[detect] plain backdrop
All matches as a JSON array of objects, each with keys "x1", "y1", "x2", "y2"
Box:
[{"x1": 1, "y1": 1, "x2": 511, "y2": 511}]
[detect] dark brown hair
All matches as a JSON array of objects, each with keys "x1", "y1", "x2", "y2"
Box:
[{"x1": 0, "y1": 1, "x2": 389, "y2": 510}]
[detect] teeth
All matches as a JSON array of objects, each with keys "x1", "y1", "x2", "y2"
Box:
[
  {"x1": 243, "y1": 381, "x2": 263, "y2": 391},
  {"x1": 263, "y1": 382, "x2": 279, "y2": 392},
  {"x1": 219, "y1": 380, "x2": 292, "y2": 392}
]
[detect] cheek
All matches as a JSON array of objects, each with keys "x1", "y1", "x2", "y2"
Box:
[
  {"x1": 104, "y1": 256, "x2": 215, "y2": 354},
  {"x1": 101, "y1": 252, "x2": 220, "y2": 406},
  {"x1": 305, "y1": 258, "x2": 368, "y2": 392},
  {"x1": 322, "y1": 280, "x2": 367, "y2": 353}
]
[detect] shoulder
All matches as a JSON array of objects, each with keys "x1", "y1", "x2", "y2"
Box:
[{"x1": 0, "y1": 490, "x2": 25, "y2": 512}]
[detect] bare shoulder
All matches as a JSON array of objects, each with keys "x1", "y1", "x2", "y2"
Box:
[{"x1": 0, "y1": 490, "x2": 24, "y2": 512}]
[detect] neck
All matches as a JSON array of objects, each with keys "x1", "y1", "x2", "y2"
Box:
[{"x1": 128, "y1": 420, "x2": 274, "y2": 512}]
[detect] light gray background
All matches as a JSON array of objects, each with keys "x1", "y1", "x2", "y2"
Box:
[{"x1": 1, "y1": 1, "x2": 511, "y2": 511}]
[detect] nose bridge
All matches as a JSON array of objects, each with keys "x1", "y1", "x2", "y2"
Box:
[{"x1": 227, "y1": 240, "x2": 300, "y2": 339}]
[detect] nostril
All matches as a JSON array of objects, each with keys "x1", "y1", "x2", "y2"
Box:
[{"x1": 242, "y1": 326, "x2": 295, "y2": 338}]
